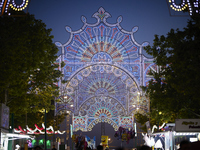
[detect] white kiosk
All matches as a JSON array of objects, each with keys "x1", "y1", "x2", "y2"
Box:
[{"x1": 149, "y1": 119, "x2": 200, "y2": 150}]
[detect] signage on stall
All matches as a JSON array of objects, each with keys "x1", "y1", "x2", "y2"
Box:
[
  {"x1": 146, "y1": 121, "x2": 152, "y2": 135},
  {"x1": 0, "y1": 103, "x2": 9, "y2": 129},
  {"x1": 175, "y1": 119, "x2": 200, "y2": 132}
]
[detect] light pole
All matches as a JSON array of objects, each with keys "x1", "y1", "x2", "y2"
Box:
[
  {"x1": 53, "y1": 119, "x2": 56, "y2": 146},
  {"x1": 44, "y1": 108, "x2": 47, "y2": 150}
]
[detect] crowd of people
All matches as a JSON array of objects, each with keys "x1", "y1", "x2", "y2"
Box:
[{"x1": 32, "y1": 139, "x2": 192, "y2": 150}]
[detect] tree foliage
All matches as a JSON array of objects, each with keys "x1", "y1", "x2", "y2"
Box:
[
  {"x1": 0, "y1": 11, "x2": 64, "y2": 128},
  {"x1": 136, "y1": 17, "x2": 200, "y2": 129}
]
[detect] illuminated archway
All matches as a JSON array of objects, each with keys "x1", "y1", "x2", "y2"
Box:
[{"x1": 55, "y1": 7, "x2": 154, "y2": 132}]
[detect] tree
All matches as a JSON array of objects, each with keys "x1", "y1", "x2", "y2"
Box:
[
  {"x1": 135, "y1": 16, "x2": 200, "y2": 129},
  {"x1": 0, "y1": 11, "x2": 64, "y2": 128}
]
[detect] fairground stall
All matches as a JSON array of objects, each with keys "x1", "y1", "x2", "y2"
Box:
[
  {"x1": 143, "y1": 119, "x2": 200, "y2": 150},
  {"x1": 0, "y1": 104, "x2": 34, "y2": 150}
]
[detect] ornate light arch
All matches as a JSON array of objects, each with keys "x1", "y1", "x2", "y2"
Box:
[
  {"x1": 73, "y1": 96, "x2": 134, "y2": 131},
  {"x1": 57, "y1": 63, "x2": 144, "y2": 131},
  {"x1": 79, "y1": 96, "x2": 125, "y2": 131},
  {"x1": 64, "y1": 64, "x2": 139, "y2": 109},
  {"x1": 55, "y1": 7, "x2": 154, "y2": 131}
]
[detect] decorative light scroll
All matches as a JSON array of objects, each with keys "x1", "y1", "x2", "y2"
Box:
[
  {"x1": 10, "y1": 0, "x2": 29, "y2": 11},
  {"x1": 0, "y1": 0, "x2": 29, "y2": 15},
  {"x1": 169, "y1": 0, "x2": 199, "y2": 15},
  {"x1": 14, "y1": 123, "x2": 65, "y2": 135}
]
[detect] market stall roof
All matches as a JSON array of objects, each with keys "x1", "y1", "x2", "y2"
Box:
[
  {"x1": 1, "y1": 133, "x2": 34, "y2": 140},
  {"x1": 152, "y1": 131, "x2": 200, "y2": 136}
]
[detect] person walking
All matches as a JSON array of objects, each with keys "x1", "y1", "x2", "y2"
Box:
[
  {"x1": 139, "y1": 145, "x2": 151, "y2": 150},
  {"x1": 178, "y1": 140, "x2": 191, "y2": 150}
]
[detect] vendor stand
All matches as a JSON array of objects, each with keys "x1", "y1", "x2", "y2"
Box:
[
  {"x1": 147, "y1": 119, "x2": 200, "y2": 150},
  {"x1": 0, "y1": 104, "x2": 34, "y2": 150}
]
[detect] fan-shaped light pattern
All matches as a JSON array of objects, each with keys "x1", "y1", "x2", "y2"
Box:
[
  {"x1": 64, "y1": 24, "x2": 139, "y2": 63},
  {"x1": 79, "y1": 96, "x2": 125, "y2": 117},
  {"x1": 65, "y1": 64, "x2": 137, "y2": 109},
  {"x1": 73, "y1": 115, "x2": 133, "y2": 132},
  {"x1": 72, "y1": 96, "x2": 134, "y2": 131},
  {"x1": 94, "y1": 109, "x2": 112, "y2": 117},
  {"x1": 87, "y1": 118, "x2": 119, "y2": 131},
  {"x1": 73, "y1": 117, "x2": 87, "y2": 131},
  {"x1": 60, "y1": 7, "x2": 152, "y2": 87},
  {"x1": 120, "y1": 117, "x2": 134, "y2": 129}
]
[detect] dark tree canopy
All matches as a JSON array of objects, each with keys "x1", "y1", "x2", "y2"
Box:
[
  {"x1": 135, "y1": 16, "x2": 200, "y2": 130},
  {"x1": 0, "y1": 11, "x2": 64, "y2": 128}
]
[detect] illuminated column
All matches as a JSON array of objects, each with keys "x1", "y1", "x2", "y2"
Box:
[
  {"x1": 66, "y1": 114, "x2": 70, "y2": 144},
  {"x1": 139, "y1": 46, "x2": 143, "y2": 89},
  {"x1": 44, "y1": 109, "x2": 47, "y2": 150},
  {"x1": 101, "y1": 117, "x2": 105, "y2": 136}
]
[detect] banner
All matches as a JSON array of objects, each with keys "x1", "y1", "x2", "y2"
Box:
[
  {"x1": 0, "y1": 104, "x2": 9, "y2": 129},
  {"x1": 146, "y1": 121, "x2": 151, "y2": 135}
]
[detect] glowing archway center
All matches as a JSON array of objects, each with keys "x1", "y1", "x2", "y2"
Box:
[{"x1": 91, "y1": 52, "x2": 112, "y2": 63}]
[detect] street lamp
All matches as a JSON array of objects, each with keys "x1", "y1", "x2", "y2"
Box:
[{"x1": 44, "y1": 108, "x2": 47, "y2": 150}]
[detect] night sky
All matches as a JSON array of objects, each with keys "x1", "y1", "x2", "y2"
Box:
[
  {"x1": 26, "y1": 0, "x2": 191, "y2": 148},
  {"x1": 27, "y1": 0, "x2": 190, "y2": 56}
]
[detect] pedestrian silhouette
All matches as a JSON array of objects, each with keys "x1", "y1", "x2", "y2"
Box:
[
  {"x1": 178, "y1": 140, "x2": 191, "y2": 150},
  {"x1": 97, "y1": 145, "x2": 103, "y2": 150},
  {"x1": 34, "y1": 146, "x2": 42, "y2": 150},
  {"x1": 52, "y1": 145, "x2": 57, "y2": 150},
  {"x1": 139, "y1": 145, "x2": 151, "y2": 150}
]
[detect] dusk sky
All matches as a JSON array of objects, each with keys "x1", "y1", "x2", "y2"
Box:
[
  {"x1": 28, "y1": 0, "x2": 190, "y2": 56},
  {"x1": 26, "y1": 0, "x2": 191, "y2": 148}
]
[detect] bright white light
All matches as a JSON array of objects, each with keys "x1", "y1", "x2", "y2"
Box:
[
  {"x1": 190, "y1": 138, "x2": 197, "y2": 142},
  {"x1": 175, "y1": 132, "x2": 197, "y2": 136},
  {"x1": 6, "y1": 133, "x2": 32, "y2": 138}
]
